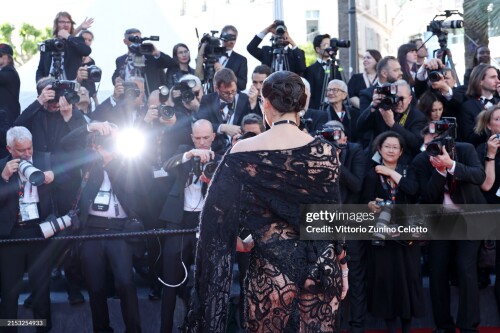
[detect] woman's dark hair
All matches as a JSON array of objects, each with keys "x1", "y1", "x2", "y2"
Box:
[
  {"x1": 366, "y1": 49, "x2": 382, "y2": 64},
  {"x1": 372, "y1": 131, "x2": 406, "y2": 154},
  {"x1": 261, "y1": 71, "x2": 307, "y2": 113},
  {"x1": 417, "y1": 91, "x2": 442, "y2": 121},
  {"x1": 172, "y1": 43, "x2": 191, "y2": 65},
  {"x1": 397, "y1": 43, "x2": 417, "y2": 86}
]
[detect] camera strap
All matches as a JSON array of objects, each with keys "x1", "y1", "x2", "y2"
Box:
[
  {"x1": 397, "y1": 110, "x2": 409, "y2": 126},
  {"x1": 18, "y1": 180, "x2": 40, "y2": 222},
  {"x1": 379, "y1": 174, "x2": 397, "y2": 203}
]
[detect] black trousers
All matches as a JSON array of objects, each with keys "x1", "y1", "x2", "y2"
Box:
[
  {"x1": 428, "y1": 240, "x2": 480, "y2": 332},
  {"x1": 345, "y1": 240, "x2": 368, "y2": 333},
  {"x1": 81, "y1": 216, "x2": 141, "y2": 333},
  {"x1": 160, "y1": 211, "x2": 200, "y2": 333},
  {"x1": 0, "y1": 225, "x2": 52, "y2": 333}
]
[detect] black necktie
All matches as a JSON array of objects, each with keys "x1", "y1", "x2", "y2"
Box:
[{"x1": 481, "y1": 97, "x2": 495, "y2": 106}]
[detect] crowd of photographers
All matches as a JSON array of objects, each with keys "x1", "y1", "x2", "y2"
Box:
[{"x1": 0, "y1": 9, "x2": 499, "y2": 333}]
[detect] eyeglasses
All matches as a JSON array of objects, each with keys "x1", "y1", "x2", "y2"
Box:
[
  {"x1": 381, "y1": 145, "x2": 401, "y2": 151},
  {"x1": 219, "y1": 90, "x2": 237, "y2": 97},
  {"x1": 327, "y1": 88, "x2": 345, "y2": 94}
]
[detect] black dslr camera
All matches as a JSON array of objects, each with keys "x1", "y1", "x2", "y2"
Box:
[
  {"x1": 426, "y1": 117, "x2": 457, "y2": 157},
  {"x1": 427, "y1": 68, "x2": 445, "y2": 82},
  {"x1": 156, "y1": 86, "x2": 175, "y2": 119},
  {"x1": 193, "y1": 156, "x2": 219, "y2": 181},
  {"x1": 87, "y1": 65, "x2": 102, "y2": 82},
  {"x1": 330, "y1": 38, "x2": 350, "y2": 49},
  {"x1": 128, "y1": 35, "x2": 160, "y2": 55},
  {"x1": 51, "y1": 80, "x2": 80, "y2": 104},
  {"x1": 375, "y1": 83, "x2": 401, "y2": 110},
  {"x1": 172, "y1": 79, "x2": 197, "y2": 104},
  {"x1": 316, "y1": 127, "x2": 343, "y2": 142},
  {"x1": 121, "y1": 82, "x2": 141, "y2": 99},
  {"x1": 38, "y1": 38, "x2": 65, "y2": 53},
  {"x1": 274, "y1": 20, "x2": 286, "y2": 37}
]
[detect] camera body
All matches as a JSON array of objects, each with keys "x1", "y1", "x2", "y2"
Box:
[
  {"x1": 158, "y1": 105, "x2": 175, "y2": 119},
  {"x1": 330, "y1": 38, "x2": 350, "y2": 49},
  {"x1": 192, "y1": 156, "x2": 219, "y2": 181},
  {"x1": 51, "y1": 80, "x2": 80, "y2": 104},
  {"x1": 375, "y1": 83, "x2": 400, "y2": 110},
  {"x1": 128, "y1": 35, "x2": 160, "y2": 55},
  {"x1": 38, "y1": 38, "x2": 65, "y2": 53},
  {"x1": 87, "y1": 65, "x2": 102, "y2": 82},
  {"x1": 372, "y1": 200, "x2": 394, "y2": 246},
  {"x1": 19, "y1": 160, "x2": 45, "y2": 186},
  {"x1": 274, "y1": 20, "x2": 286, "y2": 36},
  {"x1": 426, "y1": 136, "x2": 455, "y2": 157},
  {"x1": 121, "y1": 81, "x2": 141, "y2": 99},
  {"x1": 172, "y1": 79, "x2": 196, "y2": 104},
  {"x1": 316, "y1": 127, "x2": 343, "y2": 142},
  {"x1": 427, "y1": 68, "x2": 445, "y2": 82},
  {"x1": 426, "y1": 117, "x2": 457, "y2": 157}
]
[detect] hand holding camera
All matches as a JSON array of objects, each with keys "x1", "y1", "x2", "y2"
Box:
[
  {"x1": 220, "y1": 124, "x2": 242, "y2": 137},
  {"x1": 77, "y1": 66, "x2": 89, "y2": 82},
  {"x1": 429, "y1": 146, "x2": 453, "y2": 172},
  {"x1": 113, "y1": 79, "x2": 125, "y2": 101},
  {"x1": 187, "y1": 149, "x2": 214, "y2": 164},
  {"x1": 37, "y1": 85, "x2": 57, "y2": 105},
  {"x1": 1, "y1": 158, "x2": 21, "y2": 182},
  {"x1": 59, "y1": 95, "x2": 73, "y2": 122},
  {"x1": 486, "y1": 133, "x2": 500, "y2": 158},
  {"x1": 88, "y1": 121, "x2": 115, "y2": 136}
]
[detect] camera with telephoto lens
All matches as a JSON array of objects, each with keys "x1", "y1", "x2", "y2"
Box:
[
  {"x1": 426, "y1": 117, "x2": 457, "y2": 157},
  {"x1": 121, "y1": 81, "x2": 141, "y2": 100},
  {"x1": 38, "y1": 38, "x2": 65, "y2": 53},
  {"x1": 372, "y1": 200, "x2": 394, "y2": 246},
  {"x1": 39, "y1": 210, "x2": 79, "y2": 239},
  {"x1": 128, "y1": 35, "x2": 160, "y2": 55},
  {"x1": 87, "y1": 65, "x2": 102, "y2": 82},
  {"x1": 18, "y1": 160, "x2": 45, "y2": 186},
  {"x1": 50, "y1": 80, "x2": 80, "y2": 104},
  {"x1": 427, "y1": 9, "x2": 464, "y2": 35},
  {"x1": 158, "y1": 105, "x2": 175, "y2": 119},
  {"x1": 192, "y1": 156, "x2": 220, "y2": 181},
  {"x1": 375, "y1": 83, "x2": 401, "y2": 110},
  {"x1": 172, "y1": 79, "x2": 196, "y2": 104},
  {"x1": 274, "y1": 20, "x2": 287, "y2": 36},
  {"x1": 316, "y1": 127, "x2": 343, "y2": 142}
]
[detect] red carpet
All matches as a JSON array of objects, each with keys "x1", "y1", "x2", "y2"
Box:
[{"x1": 359, "y1": 329, "x2": 500, "y2": 333}]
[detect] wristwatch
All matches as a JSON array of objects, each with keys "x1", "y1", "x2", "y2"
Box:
[{"x1": 485, "y1": 156, "x2": 496, "y2": 162}]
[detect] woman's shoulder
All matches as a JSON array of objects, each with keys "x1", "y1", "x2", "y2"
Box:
[{"x1": 230, "y1": 132, "x2": 324, "y2": 154}]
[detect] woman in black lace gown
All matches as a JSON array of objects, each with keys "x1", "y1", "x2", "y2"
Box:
[{"x1": 188, "y1": 71, "x2": 347, "y2": 333}]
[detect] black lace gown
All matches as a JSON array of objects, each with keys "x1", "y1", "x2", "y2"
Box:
[{"x1": 188, "y1": 138, "x2": 342, "y2": 333}]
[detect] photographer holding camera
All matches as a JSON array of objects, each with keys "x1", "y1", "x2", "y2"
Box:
[
  {"x1": 159, "y1": 119, "x2": 221, "y2": 333},
  {"x1": 246, "y1": 20, "x2": 306, "y2": 75},
  {"x1": 36, "y1": 12, "x2": 91, "y2": 82},
  {"x1": 360, "y1": 131, "x2": 422, "y2": 333},
  {"x1": 0, "y1": 126, "x2": 57, "y2": 332},
  {"x1": 357, "y1": 79, "x2": 426, "y2": 158},
  {"x1": 112, "y1": 28, "x2": 177, "y2": 97},
  {"x1": 60, "y1": 121, "x2": 146, "y2": 333},
  {"x1": 412, "y1": 124, "x2": 486, "y2": 333}
]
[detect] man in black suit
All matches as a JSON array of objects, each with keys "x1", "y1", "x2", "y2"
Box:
[
  {"x1": 196, "y1": 68, "x2": 252, "y2": 151},
  {"x1": 215, "y1": 25, "x2": 248, "y2": 92},
  {"x1": 159, "y1": 119, "x2": 219, "y2": 333},
  {"x1": 304, "y1": 34, "x2": 343, "y2": 110},
  {"x1": 60, "y1": 122, "x2": 145, "y2": 333},
  {"x1": 112, "y1": 28, "x2": 176, "y2": 96},
  {"x1": 0, "y1": 44, "x2": 21, "y2": 158},
  {"x1": 0, "y1": 126, "x2": 56, "y2": 332},
  {"x1": 35, "y1": 17, "x2": 91, "y2": 82},
  {"x1": 246, "y1": 65, "x2": 272, "y2": 118},
  {"x1": 357, "y1": 79, "x2": 426, "y2": 158},
  {"x1": 246, "y1": 21, "x2": 306, "y2": 75},
  {"x1": 412, "y1": 126, "x2": 486, "y2": 333}
]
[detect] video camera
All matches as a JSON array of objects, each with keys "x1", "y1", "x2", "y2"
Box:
[
  {"x1": 200, "y1": 31, "x2": 227, "y2": 61},
  {"x1": 172, "y1": 79, "x2": 197, "y2": 104},
  {"x1": 375, "y1": 83, "x2": 401, "y2": 110},
  {"x1": 193, "y1": 156, "x2": 219, "y2": 181},
  {"x1": 427, "y1": 10, "x2": 464, "y2": 35},
  {"x1": 38, "y1": 38, "x2": 65, "y2": 53},
  {"x1": 50, "y1": 80, "x2": 80, "y2": 104},
  {"x1": 128, "y1": 35, "x2": 160, "y2": 55},
  {"x1": 426, "y1": 117, "x2": 457, "y2": 157}
]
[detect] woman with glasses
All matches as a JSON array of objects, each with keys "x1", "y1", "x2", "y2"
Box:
[
  {"x1": 165, "y1": 43, "x2": 195, "y2": 89},
  {"x1": 326, "y1": 79, "x2": 360, "y2": 143},
  {"x1": 187, "y1": 71, "x2": 346, "y2": 332},
  {"x1": 361, "y1": 131, "x2": 424, "y2": 333}
]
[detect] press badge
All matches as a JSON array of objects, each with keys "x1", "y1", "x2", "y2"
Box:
[
  {"x1": 19, "y1": 201, "x2": 39, "y2": 222},
  {"x1": 92, "y1": 190, "x2": 111, "y2": 211},
  {"x1": 153, "y1": 166, "x2": 168, "y2": 179}
]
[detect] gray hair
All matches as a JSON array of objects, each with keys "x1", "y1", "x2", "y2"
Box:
[
  {"x1": 328, "y1": 79, "x2": 347, "y2": 93},
  {"x1": 180, "y1": 74, "x2": 202, "y2": 88},
  {"x1": 324, "y1": 120, "x2": 345, "y2": 131},
  {"x1": 394, "y1": 79, "x2": 411, "y2": 92},
  {"x1": 6, "y1": 126, "x2": 32, "y2": 146}
]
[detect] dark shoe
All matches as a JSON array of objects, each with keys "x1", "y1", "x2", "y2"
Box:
[
  {"x1": 23, "y1": 294, "x2": 33, "y2": 308},
  {"x1": 68, "y1": 291, "x2": 85, "y2": 305}
]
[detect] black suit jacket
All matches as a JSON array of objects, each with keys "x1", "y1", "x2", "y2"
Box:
[
  {"x1": 458, "y1": 98, "x2": 494, "y2": 146},
  {"x1": 112, "y1": 52, "x2": 176, "y2": 94},
  {"x1": 0, "y1": 153, "x2": 54, "y2": 237},
  {"x1": 36, "y1": 36, "x2": 91, "y2": 82},
  {"x1": 0, "y1": 64, "x2": 20, "y2": 158},
  {"x1": 226, "y1": 51, "x2": 248, "y2": 92},
  {"x1": 303, "y1": 108, "x2": 328, "y2": 134},
  {"x1": 304, "y1": 61, "x2": 343, "y2": 110},
  {"x1": 90, "y1": 97, "x2": 147, "y2": 129},
  {"x1": 197, "y1": 92, "x2": 252, "y2": 132},
  {"x1": 357, "y1": 105, "x2": 427, "y2": 157},
  {"x1": 411, "y1": 142, "x2": 486, "y2": 204},
  {"x1": 339, "y1": 143, "x2": 366, "y2": 204},
  {"x1": 326, "y1": 104, "x2": 360, "y2": 144},
  {"x1": 246, "y1": 35, "x2": 306, "y2": 75}
]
